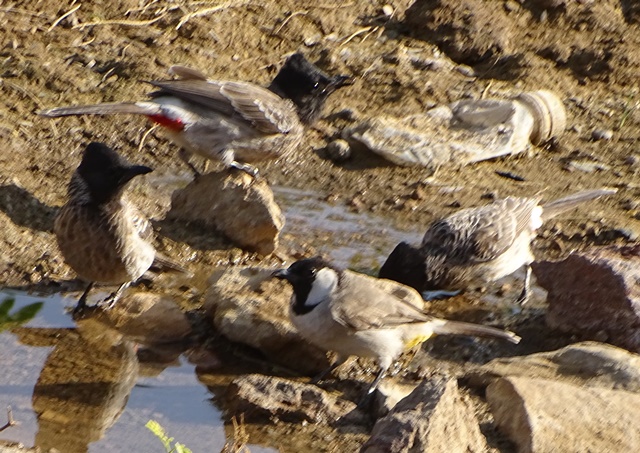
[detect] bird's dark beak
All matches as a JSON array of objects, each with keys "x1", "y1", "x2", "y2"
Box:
[
  {"x1": 329, "y1": 75, "x2": 353, "y2": 89},
  {"x1": 121, "y1": 165, "x2": 153, "y2": 184},
  {"x1": 271, "y1": 268, "x2": 290, "y2": 280}
]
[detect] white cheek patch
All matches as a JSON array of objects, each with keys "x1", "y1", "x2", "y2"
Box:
[
  {"x1": 531, "y1": 205, "x2": 543, "y2": 231},
  {"x1": 306, "y1": 268, "x2": 339, "y2": 307}
]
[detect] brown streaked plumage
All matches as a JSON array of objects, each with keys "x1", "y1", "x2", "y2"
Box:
[
  {"x1": 39, "y1": 53, "x2": 350, "y2": 176},
  {"x1": 273, "y1": 257, "x2": 520, "y2": 398},
  {"x1": 55, "y1": 142, "x2": 156, "y2": 311},
  {"x1": 379, "y1": 189, "x2": 617, "y2": 303}
]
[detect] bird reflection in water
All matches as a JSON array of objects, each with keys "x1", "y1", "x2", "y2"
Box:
[
  {"x1": 14, "y1": 317, "x2": 138, "y2": 453},
  {"x1": 11, "y1": 292, "x2": 196, "y2": 453}
]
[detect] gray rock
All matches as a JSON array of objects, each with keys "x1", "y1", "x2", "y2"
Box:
[
  {"x1": 487, "y1": 376, "x2": 640, "y2": 453},
  {"x1": 562, "y1": 159, "x2": 611, "y2": 173},
  {"x1": 466, "y1": 341, "x2": 640, "y2": 393},
  {"x1": 591, "y1": 128, "x2": 613, "y2": 141},
  {"x1": 168, "y1": 171, "x2": 284, "y2": 255},
  {"x1": 225, "y1": 374, "x2": 358, "y2": 423},
  {"x1": 362, "y1": 375, "x2": 488, "y2": 453},
  {"x1": 532, "y1": 245, "x2": 640, "y2": 352},
  {"x1": 204, "y1": 266, "x2": 330, "y2": 375}
]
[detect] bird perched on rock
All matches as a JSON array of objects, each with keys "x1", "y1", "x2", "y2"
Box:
[
  {"x1": 272, "y1": 257, "x2": 520, "y2": 396},
  {"x1": 39, "y1": 53, "x2": 350, "y2": 176},
  {"x1": 55, "y1": 142, "x2": 181, "y2": 312},
  {"x1": 379, "y1": 189, "x2": 617, "y2": 304}
]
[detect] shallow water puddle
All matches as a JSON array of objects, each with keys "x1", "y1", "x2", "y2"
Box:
[
  {"x1": 274, "y1": 186, "x2": 419, "y2": 271},
  {"x1": 0, "y1": 291, "x2": 274, "y2": 453}
]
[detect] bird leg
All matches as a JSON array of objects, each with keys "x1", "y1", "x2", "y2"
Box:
[
  {"x1": 366, "y1": 367, "x2": 388, "y2": 395},
  {"x1": 73, "y1": 282, "x2": 94, "y2": 314},
  {"x1": 100, "y1": 282, "x2": 130, "y2": 309},
  {"x1": 421, "y1": 289, "x2": 461, "y2": 301},
  {"x1": 357, "y1": 366, "x2": 389, "y2": 408},
  {"x1": 178, "y1": 149, "x2": 202, "y2": 177},
  {"x1": 311, "y1": 357, "x2": 347, "y2": 384},
  {"x1": 0, "y1": 406, "x2": 18, "y2": 432},
  {"x1": 516, "y1": 265, "x2": 532, "y2": 305}
]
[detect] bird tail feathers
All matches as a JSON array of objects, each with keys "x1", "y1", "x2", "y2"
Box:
[
  {"x1": 38, "y1": 102, "x2": 159, "y2": 118},
  {"x1": 541, "y1": 188, "x2": 617, "y2": 221},
  {"x1": 150, "y1": 254, "x2": 193, "y2": 277},
  {"x1": 431, "y1": 319, "x2": 521, "y2": 344}
]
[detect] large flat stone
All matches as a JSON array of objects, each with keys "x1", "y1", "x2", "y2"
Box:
[
  {"x1": 487, "y1": 376, "x2": 640, "y2": 453},
  {"x1": 225, "y1": 374, "x2": 358, "y2": 424},
  {"x1": 205, "y1": 266, "x2": 330, "y2": 375},
  {"x1": 466, "y1": 341, "x2": 640, "y2": 393}
]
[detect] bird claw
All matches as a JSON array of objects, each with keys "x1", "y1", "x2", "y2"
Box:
[
  {"x1": 515, "y1": 289, "x2": 530, "y2": 305},
  {"x1": 229, "y1": 161, "x2": 259, "y2": 178},
  {"x1": 71, "y1": 303, "x2": 87, "y2": 320}
]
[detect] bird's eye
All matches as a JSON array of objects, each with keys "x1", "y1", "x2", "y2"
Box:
[
  {"x1": 310, "y1": 268, "x2": 317, "y2": 276},
  {"x1": 313, "y1": 82, "x2": 319, "y2": 89}
]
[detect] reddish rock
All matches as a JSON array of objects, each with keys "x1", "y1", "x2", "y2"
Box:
[
  {"x1": 532, "y1": 245, "x2": 640, "y2": 352},
  {"x1": 168, "y1": 170, "x2": 284, "y2": 255}
]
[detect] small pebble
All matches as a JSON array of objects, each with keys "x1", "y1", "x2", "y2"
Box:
[
  {"x1": 455, "y1": 65, "x2": 476, "y2": 77},
  {"x1": 303, "y1": 38, "x2": 316, "y2": 47},
  {"x1": 326, "y1": 139, "x2": 352, "y2": 163},
  {"x1": 410, "y1": 185, "x2": 426, "y2": 200},
  {"x1": 504, "y1": 1, "x2": 519, "y2": 12},
  {"x1": 621, "y1": 199, "x2": 640, "y2": 211},
  {"x1": 382, "y1": 4, "x2": 394, "y2": 17},
  {"x1": 591, "y1": 128, "x2": 613, "y2": 141}
]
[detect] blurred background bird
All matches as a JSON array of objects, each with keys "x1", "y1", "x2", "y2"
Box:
[
  {"x1": 379, "y1": 189, "x2": 616, "y2": 304},
  {"x1": 40, "y1": 53, "x2": 351, "y2": 177}
]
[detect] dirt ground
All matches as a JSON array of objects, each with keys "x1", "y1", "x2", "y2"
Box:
[{"x1": 1, "y1": 0, "x2": 639, "y2": 451}]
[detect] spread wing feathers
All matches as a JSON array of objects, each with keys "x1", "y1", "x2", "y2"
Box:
[
  {"x1": 147, "y1": 79, "x2": 298, "y2": 134},
  {"x1": 330, "y1": 271, "x2": 432, "y2": 331},
  {"x1": 39, "y1": 102, "x2": 161, "y2": 117},
  {"x1": 421, "y1": 197, "x2": 541, "y2": 264}
]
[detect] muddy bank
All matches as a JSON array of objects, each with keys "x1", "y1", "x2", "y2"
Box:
[{"x1": 1, "y1": 0, "x2": 640, "y2": 451}]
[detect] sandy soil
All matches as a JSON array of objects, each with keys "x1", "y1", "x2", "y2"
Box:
[{"x1": 1, "y1": 0, "x2": 639, "y2": 451}]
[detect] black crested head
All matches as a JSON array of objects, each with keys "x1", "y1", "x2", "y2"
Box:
[
  {"x1": 272, "y1": 256, "x2": 337, "y2": 315},
  {"x1": 379, "y1": 242, "x2": 427, "y2": 292},
  {"x1": 76, "y1": 142, "x2": 153, "y2": 205},
  {"x1": 268, "y1": 53, "x2": 351, "y2": 125}
]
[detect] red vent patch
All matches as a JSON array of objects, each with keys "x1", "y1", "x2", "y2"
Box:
[{"x1": 146, "y1": 114, "x2": 185, "y2": 131}]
